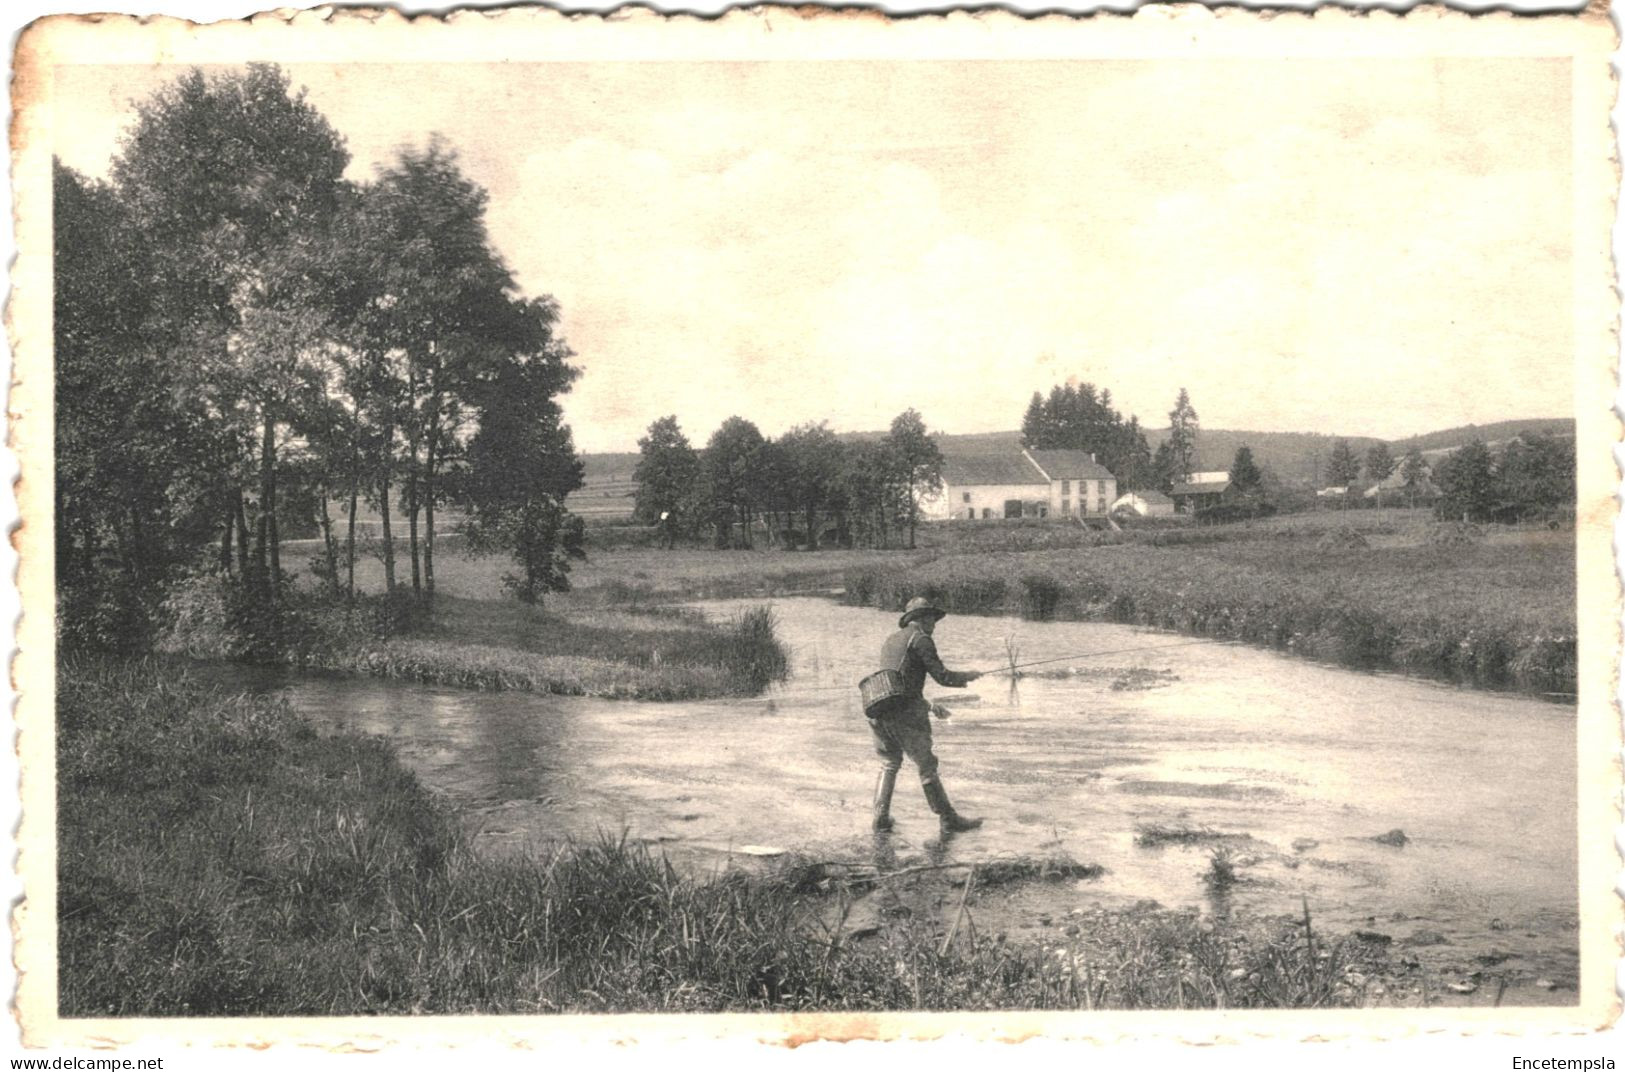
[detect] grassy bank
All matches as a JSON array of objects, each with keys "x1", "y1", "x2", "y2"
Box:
[
  {"x1": 159, "y1": 571, "x2": 789, "y2": 700},
  {"x1": 60, "y1": 657, "x2": 1392, "y2": 1015},
  {"x1": 843, "y1": 520, "x2": 1576, "y2": 696}
]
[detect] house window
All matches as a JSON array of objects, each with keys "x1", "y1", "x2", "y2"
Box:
[
  {"x1": 961, "y1": 492, "x2": 971, "y2": 503},
  {"x1": 982, "y1": 508, "x2": 993, "y2": 519},
  {"x1": 1061, "y1": 479, "x2": 1071, "y2": 495},
  {"x1": 1061, "y1": 498, "x2": 1071, "y2": 516}
]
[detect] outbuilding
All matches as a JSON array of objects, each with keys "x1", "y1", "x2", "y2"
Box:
[{"x1": 1112, "y1": 489, "x2": 1176, "y2": 517}]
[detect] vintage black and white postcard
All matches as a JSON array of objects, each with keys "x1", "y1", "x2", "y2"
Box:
[{"x1": 7, "y1": 2, "x2": 1620, "y2": 1057}]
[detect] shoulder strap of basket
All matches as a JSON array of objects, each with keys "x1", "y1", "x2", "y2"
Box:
[{"x1": 893, "y1": 627, "x2": 920, "y2": 674}]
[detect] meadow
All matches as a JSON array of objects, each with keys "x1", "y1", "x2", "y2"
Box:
[
  {"x1": 842, "y1": 512, "x2": 1576, "y2": 696},
  {"x1": 59, "y1": 657, "x2": 1396, "y2": 1015},
  {"x1": 281, "y1": 507, "x2": 1575, "y2": 698}
]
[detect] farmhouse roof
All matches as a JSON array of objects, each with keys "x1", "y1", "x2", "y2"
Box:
[
  {"x1": 942, "y1": 453, "x2": 1046, "y2": 486},
  {"x1": 1121, "y1": 489, "x2": 1174, "y2": 505},
  {"x1": 1171, "y1": 480, "x2": 1230, "y2": 497},
  {"x1": 1024, "y1": 450, "x2": 1116, "y2": 480}
]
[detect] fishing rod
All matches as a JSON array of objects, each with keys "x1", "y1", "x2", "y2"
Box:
[{"x1": 979, "y1": 638, "x2": 1226, "y2": 676}]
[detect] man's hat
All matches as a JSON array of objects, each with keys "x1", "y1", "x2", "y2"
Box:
[{"x1": 899, "y1": 597, "x2": 948, "y2": 629}]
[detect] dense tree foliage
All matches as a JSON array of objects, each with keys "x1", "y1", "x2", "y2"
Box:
[
  {"x1": 633, "y1": 416, "x2": 701, "y2": 543},
  {"x1": 1325, "y1": 439, "x2": 1362, "y2": 487},
  {"x1": 702, "y1": 418, "x2": 767, "y2": 549},
  {"x1": 1434, "y1": 439, "x2": 1496, "y2": 521},
  {"x1": 1433, "y1": 434, "x2": 1573, "y2": 522},
  {"x1": 1228, "y1": 446, "x2": 1262, "y2": 493},
  {"x1": 1020, "y1": 382, "x2": 1153, "y2": 490},
  {"x1": 55, "y1": 65, "x2": 585, "y2": 647}
]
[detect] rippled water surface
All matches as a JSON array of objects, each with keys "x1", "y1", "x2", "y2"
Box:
[{"x1": 209, "y1": 597, "x2": 1579, "y2": 984}]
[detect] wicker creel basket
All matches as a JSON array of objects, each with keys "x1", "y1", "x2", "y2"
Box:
[{"x1": 858, "y1": 669, "x2": 907, "y2": 719}]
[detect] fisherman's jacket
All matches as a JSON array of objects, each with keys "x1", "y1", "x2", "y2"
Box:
[{"x1": 879, "y1": 623, "x2": 974, "y2": 712}]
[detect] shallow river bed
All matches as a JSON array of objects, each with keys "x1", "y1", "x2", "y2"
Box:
[{"x1": 208, "y1": 597, "x2": 1580, "y2": 998}]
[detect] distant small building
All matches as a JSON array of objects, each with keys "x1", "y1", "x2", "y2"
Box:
[
  {"x1": 1363, "y1": 467, "x2": 1438, "y2": 502},
  {"x1": 1185, "y1": 470, "x2": 1233, "y2": 486},
  {"x1": 923, "y1": 449, "x2": 1118, "y2": 521},
  {"x1": 1316, "y1": 485, "x2": 1351, "y2": 500},
  {"x1": 1170, "y1": 479, "x2": 1232, "y2": 515},
  {"x1": 1112, "y1": 489, "x2": 1176, "y2": 517}
]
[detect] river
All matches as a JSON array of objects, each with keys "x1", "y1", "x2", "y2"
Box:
[{"x1": 204, "y1": 596, "x2": 1579, "y2": 991}]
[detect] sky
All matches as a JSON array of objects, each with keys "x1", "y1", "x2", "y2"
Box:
[{"x1": 53, "y1": 57, "x2": 1575, "y2": 453}]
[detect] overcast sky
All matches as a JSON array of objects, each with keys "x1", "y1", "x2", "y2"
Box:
[{"x1": 54, "y1": 58, "x2": 1574, "y2": 453}]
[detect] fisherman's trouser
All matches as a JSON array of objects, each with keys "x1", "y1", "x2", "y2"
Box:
[{"x1": 868, "y1": 702, "x2": 940, "y2": 784}]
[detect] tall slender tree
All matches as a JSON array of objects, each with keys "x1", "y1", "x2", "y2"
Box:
[
  {"x1": 364, "y1": 138, "x2": 521, "y2": 601},
  {"x1": 1166, "y1": 388, "x2": 1200, "y2": 483},
  {"x1": 884, "y1": 408, "x2": 943, "y2": 550}
]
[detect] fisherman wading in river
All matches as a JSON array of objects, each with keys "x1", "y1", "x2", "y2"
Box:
[{"x1": 859, "y1": 597, "x2": 985, "y2": 836}]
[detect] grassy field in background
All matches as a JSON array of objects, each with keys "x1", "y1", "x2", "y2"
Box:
[{"x1": 843, "y1": 513, "x2": 1576, "y2": 696}]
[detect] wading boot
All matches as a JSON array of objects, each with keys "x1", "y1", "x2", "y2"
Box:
[
  {"x1": 872, "y1": 769, "x2": 898, "y2": 832},
  {"x1": 922, "y1": 778, "x2": 982, "y2": 835}
]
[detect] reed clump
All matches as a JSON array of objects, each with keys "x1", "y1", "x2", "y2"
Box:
[{"x1": 60, "y1": 657, "x2": 1389, "y2": 1016}]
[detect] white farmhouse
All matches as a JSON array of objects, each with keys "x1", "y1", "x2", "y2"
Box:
[{"x1": 922, "y1": 449, "x2": 1118, "y2": 521}]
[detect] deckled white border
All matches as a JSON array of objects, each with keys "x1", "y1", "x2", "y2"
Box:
[{"x1": 5, "y1": 3, "x2": 1620, "y2": 1063}]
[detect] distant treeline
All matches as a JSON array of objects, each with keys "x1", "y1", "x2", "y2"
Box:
[
  {"x1": 56, "y1": 65, "x2": 585, "y2": 651},
  {"x1": 631, "y1": 410, "x2": 946, "y2": 551}
]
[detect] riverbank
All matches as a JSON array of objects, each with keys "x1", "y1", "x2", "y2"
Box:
[
  {"x1": 840, "y1": 521, "x2": 1575, "y2": 697},
  {"x1": 158, "y1": 573, "x2": 789, "y2": 700},
  {"x1": 60, "y1": 656, "x2": 1409, "y2": 1014},
  {"x1": 269, "y1": 509, "x2": 1576, "y2": 699}
]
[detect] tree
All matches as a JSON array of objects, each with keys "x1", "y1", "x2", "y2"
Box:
[
  {"x1": 1364, "y1": 442, "x2": 1396, "y2": 508},
  {"x1": 1229, "y1": 446, "x2": 1262, "y2": 493},
  {"x1": 363, "y1": 139, "x2": 524, "y2": 601},
  {"x1": 112, "y1": 64, "x2": 351, "y2": 607},
  {"x1": 1151, "y1": 441, "x2": 1182, "y2": 493},
  {"x1": 1434, "y1": 439, "x2": 1496, "y2": 522},
  {"x1": 778, "y1": 421, "x2": 846, "y2": 550},
  {"x1": 1495, "y1": 433, "x2": 1575, "y2": 519},
  {"x1": 633, "y1": 415, "x2": 700, "y2": 546},
  {"x1": 840, "y1": 440, "x2": 898, "y2": 548},
  {"x1": 1325, "y1": 439, "x2": 1362, "y2": 487},
  {"x1": 1166, "y1": 388, "x2": 1200, "y2": 484},
  {"x1": 1399, "y1": 448, "x2": 1429, "y2": 507},
  {"x1": 1019, "y1": 380, "x2": 1152, "y2": 488},
  {"x1": 461, "y1": 298, "x2": 585, "y2": 604},
  {"x1": 703, "y1": 418, "x2": 766, "y2": 549},
  {"x1": 884, "y1": 408, "x2": 943, "y2": 550},
  {"x1": 1019, "y1": 392, "x2": 1046, "y2": 448},
  {"x1": 54, "y1": 161, "x2": 226, "y2": 648},
  {"x1": 1113, "y1": 415, "x2": 1154, "y2": 491}
]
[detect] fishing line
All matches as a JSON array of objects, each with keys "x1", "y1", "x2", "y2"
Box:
[{"x1": 736, "y1": 637, "x2": 1228, "y2": 701}]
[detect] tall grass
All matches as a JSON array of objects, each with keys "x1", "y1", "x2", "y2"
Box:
[{"x1": 60, "y1": 657, "x2": 1387, "y2": 1016}]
